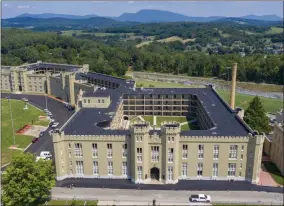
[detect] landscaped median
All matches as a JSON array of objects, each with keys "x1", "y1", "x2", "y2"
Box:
[
  {"x1": 1, "y1": 98, "x2": 49, "y2": 165},
  {"x1": 262, "y1": 162, "x2": 284, "y2": 186}
]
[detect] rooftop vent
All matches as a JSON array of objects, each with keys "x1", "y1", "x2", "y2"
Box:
[
  {"x1": 212, "y1": 132, "x2": 217, "y2": 135},
  {"x1": 212, "y1": 104, "x2": 215, "y2": 106}
]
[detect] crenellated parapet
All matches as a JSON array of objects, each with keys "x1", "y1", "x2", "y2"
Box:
[
  {"x1": 161, "y1": 121, "x2": 181, "y2": 134},
  {"x1": 52, "y1": 131, "x2": 127, "y2": 142},
  {"x1": 131, "y1": 121, "x2": 151, "y2": 134},
  {"x1": 180, "y1": 135, "x2": 250, "y2": 142}
]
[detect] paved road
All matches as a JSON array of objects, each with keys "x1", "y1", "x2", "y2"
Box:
[
  {"x1": 1, "y1": 93, "x2": 74, "y2": 169},
  {"x1": 56, "y1": 178, "x2": 284, "y2": 193},
  {"x1": 52, "y1": 187, "x2": 284, "y2": 205}
]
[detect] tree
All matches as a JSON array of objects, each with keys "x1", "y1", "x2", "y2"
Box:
[
  {"x1": 2, "y1": 153, "x2": 55, "y2": 206},
  {"x1": 243, "y1": 96, "x2": 271, "y2": 134}
]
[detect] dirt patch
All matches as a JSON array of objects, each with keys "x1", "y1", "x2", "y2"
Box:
[{"x1": 17, "y1": 125, "x2": 48, "y2": 137}]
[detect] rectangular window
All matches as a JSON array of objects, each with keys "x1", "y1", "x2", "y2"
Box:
[
  {"x1": 107, "y1": 143, "x2": 112, "y2": 158},
  {"x1": 168, "y1": 166, "x2": 173, "y2": 181},
  {"x1": 68, "y1": 143, "x2": 71, "y2": 149},
  {"x1": 137, "y1": 148, "x2": 142, "y2": 162},
  {"x1": 212, "y1": 163, "x2": 218, "y2": 177},
  {"x1": 137, "y1": 166, "x2": 142, "y2": 180},
  {"x1": 136, "y1": 136, "x2": 142, "y2": 142},
  {"x1": 182, "y1": 163, "x2": 187, "y2": 176},
  {"x1": 197, "y1": 163, "x2": 203, "y2": 176},
  {"x1": 241, "y1": 154, "x2": 243, "y2": 160},
  {"x1": 229, "y1": 145, "x2": 238, "y2": 160},
  {"x1": 182, "y1": 145, "x2": 188, "y2": 159},
  {"x1": 122, "y1": 162, "x2": 127, "y2": 176},
  {"x1": 151, "y1": 146, "x2": 159, "y2": 162},
  {"x1": 93, "y1": 161, "x2": 99, "y2": 175},
  {"x1": 75, "y1": 161, "x2": 84, "y2": 175},
  {"x1": 108, "y1": 161, "x2": 113, "y2": 175},
  {"x1": 92, "y1": 143, "x2": 98, "y2": 158},
  {"x1": 168, "y1": 148, "x2": 174, "y2": 163},
  {"x1": 228, "y1": 163, "x2": 236, "y2": 177},
  {"x1": 122, "y1": 144, "x2": 127, "y2": 158},
  {"x1": 213, "y1": 145, "x2": 219, "y2": 160},
  {"x1": 198, "y1": 145, "x2": 204, "y2": 159},
  {"x1": 241, "y1": 145, "x2": 244, "y2": 151},
  {"x1": 88, "y1": 99, "x2": 90, "y2": 103},
  {"x1": 102, "y1": 99, "x2": 105, "y2": 103},
  {"x1": 74, "y1": 143, "x2": 83, "y2": 157}
]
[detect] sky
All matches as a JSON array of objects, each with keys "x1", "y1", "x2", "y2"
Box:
[{"x1": 2, "y1": 1, "x2": 283, "y2": 19}]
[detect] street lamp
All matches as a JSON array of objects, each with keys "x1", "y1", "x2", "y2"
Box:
[
  {"x1": 45, "y1": 72, "x2": 48, "y2": 110},
  {"x1": 6, "y1": 97, "x2": 16, "y2": 146}
]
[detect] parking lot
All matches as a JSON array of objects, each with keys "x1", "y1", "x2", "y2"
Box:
[{"x1": 1, "y1": 93, "x2": 74, "y2": 157}]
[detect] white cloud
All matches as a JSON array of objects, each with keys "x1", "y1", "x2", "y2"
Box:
[
  {"x1": 91, "y1": 1, "x2": 105, "y2": 3},
  {"x1": 128, "y1": 1, "x2": 134, "y2": 3},
  {"x1": 17, "y1": 5, "x2": 30, "y2": 9},
  {"x1": 4, "y1": 3, "x2": 8, "y2": 7}
]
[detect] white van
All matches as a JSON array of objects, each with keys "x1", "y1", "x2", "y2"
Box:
[
  {"x1": 189, "y1": 194, "x2": 211, "y2": 203},
  {"x1": 40, "y1": 151, "x2": 52, "y2": 159}
]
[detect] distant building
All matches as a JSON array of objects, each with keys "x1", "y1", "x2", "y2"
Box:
[{"x1": 239, "y1": 52, "x2": 246, "y2": 57}]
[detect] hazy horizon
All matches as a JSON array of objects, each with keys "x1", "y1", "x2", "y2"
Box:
[{"x1": 2, "y1": 1, "x2": 283, "y2": 19}]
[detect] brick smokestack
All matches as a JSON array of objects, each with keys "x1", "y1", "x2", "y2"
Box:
[{"x1": 230, "y1": 63, "x2": 238, "y2": 109}]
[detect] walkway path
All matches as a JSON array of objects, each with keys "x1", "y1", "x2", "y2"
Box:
[
  {"x1": 259, "y1": 168, "x2": 278, "y2": 187},
  {"x1": 180, "y1": 119, "x2": 197, "y2": 126}
]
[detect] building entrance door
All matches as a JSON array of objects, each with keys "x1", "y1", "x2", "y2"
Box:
[{"x1": 150, "y1": 167, "x2": 160, "y2": 180}]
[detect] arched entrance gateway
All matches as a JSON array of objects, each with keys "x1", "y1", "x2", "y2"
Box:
[{"x1": 150, "y1": 167, "x2": 160, "y2": 180}]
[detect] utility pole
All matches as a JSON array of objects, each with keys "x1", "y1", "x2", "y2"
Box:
[{"x1": 7, "y1": 97, "x2": 16, "y2": 146}]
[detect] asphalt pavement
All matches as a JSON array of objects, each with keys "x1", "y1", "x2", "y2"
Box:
[
  {"x1": 1, "y1": 93, "x2": 74, "y2": 162},
  {"x1": 56, "y1": 178, "x2": 284, "y2": 193},
  {"x1": 52, "y1": 187, "x2": 284, "y2": 205}
]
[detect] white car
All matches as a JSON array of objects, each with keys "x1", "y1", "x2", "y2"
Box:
[
  {"x1": 44, "y1": 109, "x2": 49, "y2": 113},
  {"x1": 51, "y1": 122, "x2": 59, "y2": 128},
  {"x1": 189, "y1": 194, "x2": 211, "y2": 203},
  {"x1": 22, "y1": 98, "x2": 28, "y2": 102},
  {"x1": 40, "y1": 151, "x2": 52, "y2": 159}
]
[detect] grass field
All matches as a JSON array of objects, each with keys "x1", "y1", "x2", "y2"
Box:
[
  {"x1": 134, "y1": 79, "x2": 282, "y2": 113},
  {"x1": 262, "y1": 162, "x2": 284, "y2": 186},
  {"x1": 265, "y1": 26, "x2": 283, "y2": 34},
  {"x1": 46, "y1": 199, "x2": 98, "y2": 205},
  {"x1": 216, "y1": 90, "x2": 283, "y2": 113},
  {"x1": 1, "y1": 99, "x2": 49, "y2": 165},
  {"x1": 136, "y1": 36, "x2": 195, "y2": 48}
]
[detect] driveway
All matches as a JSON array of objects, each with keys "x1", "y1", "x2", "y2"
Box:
[{"x1": 1, "y1": 93, "x2": 74, "y2": 164}]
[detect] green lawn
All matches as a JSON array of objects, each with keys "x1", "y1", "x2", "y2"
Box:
[
  {"x1": 263, "y1": 162, "x2": 284, "y2": 186},
  {"x1": 1, "y1": 99, "x2": 49, "y2": 165},
  {"x1": 46, "y1": 199, "x2": 98, "y2": 205},
  {"x1": 265, "y1": 26, "x2": 283, "y2": 34},
  {"x1": 216, "y1": 90, "x2": 283, "y2": 113},
  {"x1": 156, "y1": 116, "x2": 189, "y2": 127},
  {"x1": 135, "y1": 79, "x2": 282, "y2": 113}
]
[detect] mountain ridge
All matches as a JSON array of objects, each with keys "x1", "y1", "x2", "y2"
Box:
[{"x1": 11, "y1": 10, "x2": 282, "y2": 22}]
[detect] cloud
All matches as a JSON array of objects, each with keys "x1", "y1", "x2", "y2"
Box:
[
  {"x1": 128, "y1": 1, "x2": 134, "y2": 3},
  {"x1": 4, "y1": 3, "x2": 8, "y2": 7},
  {"x1": 91, "y1": 1, "x2": 105, "y2": 3},
  {"x1": 17, "y1": 5, "x2": 30, "y2": 9}
]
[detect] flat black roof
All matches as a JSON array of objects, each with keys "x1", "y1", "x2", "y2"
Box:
[
  {"x1": 62, "y1": 76, "x2": 252, "y2": 137},
  {"x1": 21, "y1": 62, "x2": 81, "y2": 71}
]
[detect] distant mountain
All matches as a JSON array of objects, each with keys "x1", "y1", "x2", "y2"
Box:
[
  {"x1": 241, "y1": 14, "x2": 282, "y2": 21},
  {"x1": 116, "y1": 9, "x2": 224, "y2": 23},
  {"x1": 15, "y1": 13, "x2": 98, "y2": 19},
  {"x1": 2, "y1": 17, "x2": 138, "y2": 31}
]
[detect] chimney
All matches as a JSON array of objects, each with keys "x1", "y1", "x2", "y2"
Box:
[{"x1": 230, "y1": 63, "x2": 237, "y2": 109}]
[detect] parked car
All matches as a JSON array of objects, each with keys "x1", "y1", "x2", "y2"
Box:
[
  {"x1": 22, "y1": 98, "x2": 28, "y2": 102},
  {"x1": 40, "y1": 151, "x2": 52, "y2": 159},
  {"x1": 32, "y1": 137, "x2": 39, "y2": 143},
  {"x1": 189, "y1": 194, "x2": 211, "y2": 203},
  {"x1": 51, "y1": 122, "x2": 59, "y2": 128},
  {"x1": 39, "y1": 131, "x2": 44, "y2": 137},
  {"x1": 50, "y1": 118, "x2": 55, "y2": 122},
  {"x1": 44, "y1": 109, "x2": 49, "y2": 113}
]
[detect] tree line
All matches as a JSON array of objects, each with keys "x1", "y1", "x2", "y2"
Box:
[{"x1": 2, "y1": 28, "x2": 284, "y2": 85}]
